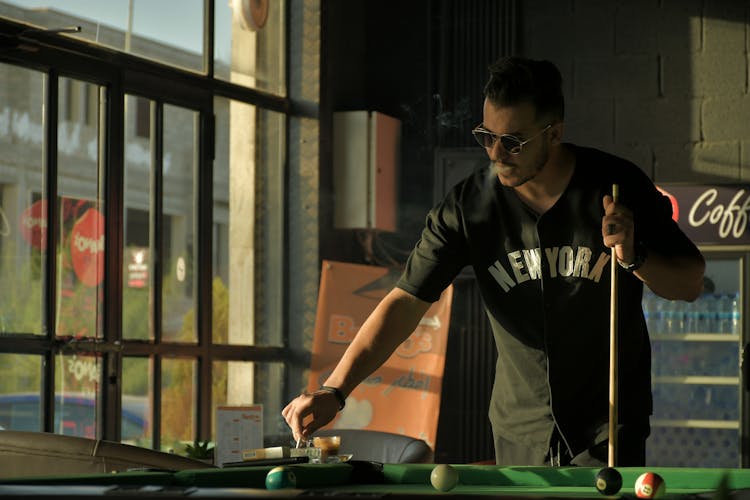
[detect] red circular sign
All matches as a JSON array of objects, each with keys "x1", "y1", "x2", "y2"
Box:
[
  {"x1": 70, "y1": 208, "x2": 105, "y2": 287},
  {"x1": 656, "y1": 185, "x2": 679, "y2": 222}
]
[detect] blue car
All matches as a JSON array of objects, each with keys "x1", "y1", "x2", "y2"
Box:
[{"x1": 0, "y1": 392, "x2": 148, "y2": 443}]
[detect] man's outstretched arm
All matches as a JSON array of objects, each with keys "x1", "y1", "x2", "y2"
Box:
[{"x1": 281, "y1": 287, "x2": 432, "y2": 442}]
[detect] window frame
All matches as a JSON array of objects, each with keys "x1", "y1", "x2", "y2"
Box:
[{"x1": 0, "y1": 1, "x2": 301, "y2": 446}]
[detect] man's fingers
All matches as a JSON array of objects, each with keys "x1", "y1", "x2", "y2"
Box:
[
  {"x1": 300, "y1": 419, "x2": 322, "y2": 439},
  {"x1": 281, "y1": 395, "x2": 314, "y2": 442},
  {"x1": 281, "y1": 392, "x2": 341, "y2": 443}
]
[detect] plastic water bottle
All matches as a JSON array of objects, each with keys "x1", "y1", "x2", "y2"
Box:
[
  {"x1": 652, "y1": 297, "x2": 666, "y2": 335},
  {"x1": 716, "y1": 295, "x2": 731, "y2": 333},
  {"x1": 683, "y1": 299, "x2": 698, "y2": 334},
  {"x1": 730, "y1": 292, "x2": 740, "y2": 334},
  {"x1": 717, "y1": 294, "x2": 740, "y2": 333},
  {"x1": 661, "y1": 299, "x2": 681, "y2": 334},
  {"x1": 671, "y1": 301, "x2": 686, "y2": 333},
  {"x1": 642, "y1": 290, "x2": 656, "y2": 333},
  {"x1": 696, "y1": 293, "x2": 716, "y2": 333}
]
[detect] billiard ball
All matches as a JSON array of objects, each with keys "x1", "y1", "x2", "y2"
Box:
[
  {"x1": 265, "y1": 466, "x2": 297, "y2": 490},
  {"x1": 595, "y1": 467, "x2": 623, "y2": 495},
  {"x1": 634, "y1": 472, "x2": 666, "y2": 499},
  {"x1": 430, "y1": 464, "x2": 459, "y2": 492}
]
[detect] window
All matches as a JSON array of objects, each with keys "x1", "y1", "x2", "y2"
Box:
[
  {"x1": 213, "y1": 98, "x2": 285, "y2": 346},
  {"x1": 214, "y1": 0, "x2": 286, "y2": 93},
  {"x1": 0, "y1": 65, "x2": 45, "y2": 336},
  {"x1": 0, "y1": 0, "x2": 314, "y2": 451},
  {"x1": 1, "y1": 0, "x2": 205, "y2": 73}
]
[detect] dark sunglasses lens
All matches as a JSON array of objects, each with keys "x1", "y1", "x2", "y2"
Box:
[
  {"x1": 473, "y1": 131, "x2": 494, "y2": 148},
  {"x1": 500, "y1": 135, "x2": 522, "y2": 153}
]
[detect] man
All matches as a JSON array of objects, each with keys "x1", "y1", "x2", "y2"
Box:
[{"x1": 282, "y1": 57, "x2": 705, "y2": 466}]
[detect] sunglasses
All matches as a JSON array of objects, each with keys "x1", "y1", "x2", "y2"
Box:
[{"x1": 471, "y1": 124, "x2": 552, "y2": 154}]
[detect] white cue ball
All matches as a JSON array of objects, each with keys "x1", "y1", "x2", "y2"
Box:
[{"x1": 430, "y1": 464, "x2": 459, "y2": 492}]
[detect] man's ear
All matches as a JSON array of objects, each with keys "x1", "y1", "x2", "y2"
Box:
[{"x1": 549, "y1": 122, "x2": 564, "y2": 145}]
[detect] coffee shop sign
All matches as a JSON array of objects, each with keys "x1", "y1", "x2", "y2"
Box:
[{"x1": 661, "y1": 185, "x2": 750, "y2": 243}]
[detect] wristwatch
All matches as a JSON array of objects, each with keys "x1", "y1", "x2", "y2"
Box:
[
  {"x1": 618, "y1": 242, "x2": 647, "y2": 272},
  {"x1": 318, "y1": 386, "x2": 346, "y2": 410}
]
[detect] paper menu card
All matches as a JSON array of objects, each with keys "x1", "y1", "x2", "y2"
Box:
[{"x1": 215, "y1": 405, "x2": 263, "y2": 466}]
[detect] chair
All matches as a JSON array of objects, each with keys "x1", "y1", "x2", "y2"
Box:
[
  {"x1": 0, "y1": 430, "x2": 215, "y2": 478},
  {"x1": 313, "y1": 428, "x2": 433, "y2": 464}
]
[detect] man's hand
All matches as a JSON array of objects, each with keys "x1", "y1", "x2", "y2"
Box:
[
  {"x1": 602, "y1": 194, "x2": 635, "y2": 264},
  {"x1": 281, "y1": 389, "x2": 340, "y2": 444}
]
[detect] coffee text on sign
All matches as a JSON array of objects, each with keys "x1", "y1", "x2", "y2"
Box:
[{"x1": 688, "y1": 188, "x2": 750, "y2": 239}]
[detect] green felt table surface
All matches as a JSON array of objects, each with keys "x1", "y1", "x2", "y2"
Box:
[{"x1": 1, "y1": 463, "x2": 749, "y2": 498}]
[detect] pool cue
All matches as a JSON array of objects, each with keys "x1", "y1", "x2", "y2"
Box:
[{"x1": 608, "y1": 183, "x2": 619, "y2": 467}]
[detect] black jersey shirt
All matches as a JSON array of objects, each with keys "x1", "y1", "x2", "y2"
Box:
[{"x1": 396, "y1": 144, "x2": 701, "y2": 461}]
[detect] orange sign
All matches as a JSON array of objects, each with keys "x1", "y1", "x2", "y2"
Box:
[
  {"x1": 70, "y1": 207, "x2": 105, "y2": 287},
  {"x1": 308, "y1": 260, "x2": 453, "y2": 448}
]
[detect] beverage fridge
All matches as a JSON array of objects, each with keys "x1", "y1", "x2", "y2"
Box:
[{"x1": 644, "y1": 184, "x2": 749, "y2": 468}]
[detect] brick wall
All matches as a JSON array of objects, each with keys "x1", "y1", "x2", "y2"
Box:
[{"x1": 521, "y1": 0, "x2": 749, "y2": 183}]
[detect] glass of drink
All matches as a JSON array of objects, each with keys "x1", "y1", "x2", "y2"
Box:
[{"x1": 312, "y1": 435, "x2": 341, "y2": 462}]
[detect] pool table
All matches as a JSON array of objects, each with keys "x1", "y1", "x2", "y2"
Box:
[{"x1": 0, "y1": 462, "x2": 749, "y2": 499}]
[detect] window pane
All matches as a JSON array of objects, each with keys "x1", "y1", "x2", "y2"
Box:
[
  {"x1": 123, "y1": 95, "x2": 153, "y2": 341},
  {"x1": 57, "y1": 77, "x2": 103, "y2": 339},
  {"x1": 213, "y1": 98, "x2": 284, "y2": 346},
  {"x1": 211, "y1": 360, "x2": 285, "y2": 444},
  {"x1": 0, "y1": 64, "x2": 45, "y2": 335},
  {"x1": 211, "y1": 97, "x2": 240, "y2": 346},
  {"x1": 0, "y1": 354, "x2": 43, "y2": 431},
  {"x1": 161, "y1": 357, "x2": 196, "y2": 452},
  {"x1": 162, "y1": 104, "x2": 197, "y2": 343},
  {"x1": 1, "y1": 1, "x2": 204, "y2": 73},
  {"x1": 122, "y1": 356, "x2": 151, "y2": 446},
  {"x1": 55, "y1": 353, "x2": 101, "y2": 438},
  {"x1": 215, "y1": 0, "x2": 286, "y2": 95},
  {"x1": 255, "y1": 110, "x2": 285, "y2": 345}
]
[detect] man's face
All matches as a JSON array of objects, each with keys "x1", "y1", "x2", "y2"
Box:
[{"x1": 481, "y1": 99, "x2": 551, "y2": 188}]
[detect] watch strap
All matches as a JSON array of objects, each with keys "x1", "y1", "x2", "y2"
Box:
[
  {"x1": 318, "y1": 386, "x2": 346, "y2": 410},
  {"x1": 617, "y1": 242, "x2": 647, "y2": 272}
]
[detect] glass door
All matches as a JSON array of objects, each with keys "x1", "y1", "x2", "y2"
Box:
[{"x1": 644, "y1": 250, "x2": 744, "y2": 467}]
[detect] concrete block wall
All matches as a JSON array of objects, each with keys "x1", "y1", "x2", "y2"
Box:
[{"x1": 522, "y1": 0, "x2": 749, "y2": 183}]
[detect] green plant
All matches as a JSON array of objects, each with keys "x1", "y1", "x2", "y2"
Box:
[{"x1": 184, "y1": 439, "x2": 214, "y2": 460}]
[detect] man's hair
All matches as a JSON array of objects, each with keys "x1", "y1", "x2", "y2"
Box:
[{"x1": 483, "y1": 57, "x2": 564, "y2": 122}]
